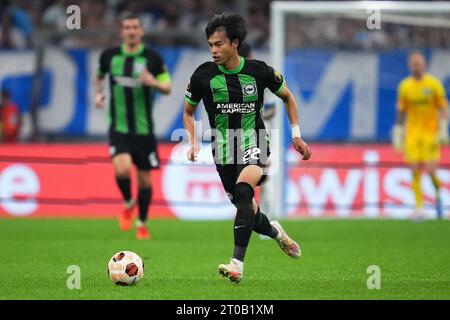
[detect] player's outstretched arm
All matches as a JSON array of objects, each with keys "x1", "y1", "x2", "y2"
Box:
[
  {"x1": 276, "y1": 83, "x2": 311, "y2": 161},
  {"x1": 183, "y1": 101, "x2": 200, "y2": 162}
]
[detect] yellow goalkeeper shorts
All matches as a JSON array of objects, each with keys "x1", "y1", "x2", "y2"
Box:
[{"x1": 404, "y1": 135, "x2": 440, "y2": 163}]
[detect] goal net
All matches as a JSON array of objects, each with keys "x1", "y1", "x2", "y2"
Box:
[{"x1": 269, "y1": 1, "x2": 450, "y2": 219}]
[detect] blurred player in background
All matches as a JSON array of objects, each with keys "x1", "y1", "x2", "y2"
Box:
[
  {"x1": 94, "y1": 13, "x2": 172, "y2": 239},
  {"x1": 238, "y1": 43, "x2": 277, "y2": 236},
  {"x1": 0, "y1": 89, "x2": 21, "y2": 143},
  {"x1": 183, "y1": 13, "x2": 311, "y2": 283},
  {"x1": 392, "y1": 50, "x2": 449, "y2": 219}
]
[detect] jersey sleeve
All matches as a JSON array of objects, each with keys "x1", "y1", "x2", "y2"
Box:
[
  {"x1": 184, "y1": 69, "x2": 203, "y2": 106},
  {"x1": 97, "y1": 50, "x2": 109, "y2": 79},
  {"x1": 263, "y1": 63, "x2": 285, "y2": 95},
  {"x1": 396, "y1": 81, "x2": 408, "y2": 112},
  {"x1": 151, "y1": 52, "x2": 171, "y2": 84},
  {"x1": 434, "y1": 78, "x2": 448, "y2": 109}
]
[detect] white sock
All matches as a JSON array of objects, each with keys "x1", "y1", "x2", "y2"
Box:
[
  {"x1": 124, "y1": 199, "x2": 134, "y2": 209},
  {"x1": 136, "y1": 219, "x2": 145, "y2": 227}
]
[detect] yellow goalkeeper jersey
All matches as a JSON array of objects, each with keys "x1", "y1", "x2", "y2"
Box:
[{"x1": 397, "y1": 73, "x2": 448, "y2": 138}]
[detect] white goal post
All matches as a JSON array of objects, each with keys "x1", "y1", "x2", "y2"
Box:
[{"x1": 269, "y1": 1, "x2": 450, "y2": 218}]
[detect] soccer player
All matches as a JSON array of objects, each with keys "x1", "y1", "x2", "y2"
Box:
[
  {"x1": 183, "y1": 13, "x2": 311, "y2": 283},
  {"x1": 94, "y1": 13, "x2": 171, "y2": 239},
  {"x1": 238, "y1": 43, "x2": 277, "y2": 237},
  {"x1": 392, "y1": 51, "x2": 448, "y2": 219}
]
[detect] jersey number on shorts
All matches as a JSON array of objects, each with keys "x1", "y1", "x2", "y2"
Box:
[{"x1": 242, "y1": 147, "x2": 261, "y2": 164}]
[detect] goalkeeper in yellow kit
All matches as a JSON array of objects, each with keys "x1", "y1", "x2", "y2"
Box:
[{"x1": 392, "y1": 51, "x2": 449, "y2": 219}]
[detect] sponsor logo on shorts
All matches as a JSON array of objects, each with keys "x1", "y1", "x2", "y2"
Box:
[
  {"x1": 109, "y1": 146, "x2": 116, "y2": 156},
  {"x1": 149, "y1": 152, "x2": 159, "y2": 167}
]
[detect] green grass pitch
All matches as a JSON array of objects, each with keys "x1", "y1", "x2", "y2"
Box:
[{"x1": 1, "y1": 218, "x2": 450, "y2": 300}]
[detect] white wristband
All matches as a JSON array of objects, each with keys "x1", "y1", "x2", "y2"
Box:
[{"x1": 291, "y1": 124, "x2": 301, "y2": 139}]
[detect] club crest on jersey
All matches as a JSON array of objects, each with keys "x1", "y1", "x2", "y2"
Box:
[
  {"x1": 133, "y1": 62, "x2": 146, "y2": 75},
  {"x1": 423, "y1": 87, "x2": 431, "y2": 96},
  {"x1": 243, "y1": 83, "x2": 256, "y2": 96}
]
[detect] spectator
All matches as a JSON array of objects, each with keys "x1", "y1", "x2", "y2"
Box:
[
  {"x1": 42, "y1": 0, "x2": 67, "y2": 31},
  {"x1": 179, "y1": 0, "x2": 205, "y2": 30},
  {"x1": 2, "y1": 0, "x2": 450, "y2": 50},
  {"x1": 8, "y1": 0, "x2": 34, "y2": 48},
  {"x1": 246, "y1": 4, "x2": 270, "y2": 48},
  {"x1": 0, "y1": 9, "x2": 27, "y2": 48},
  {"x1": 0, "y1": 89, "x2": 21, "y2": 143}
]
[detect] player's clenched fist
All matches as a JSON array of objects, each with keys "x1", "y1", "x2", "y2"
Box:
[
  {"x1": 95, "y1": 93, "x2": 105, "y2": 108},
  {"x1": 293, "y1": 137, "x2": 311, "y2": 160},
  {"x1": 140, "y1": 69, "x2": 157, "y2": 87}
]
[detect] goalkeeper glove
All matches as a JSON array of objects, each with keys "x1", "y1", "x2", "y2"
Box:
[
  {"x1": 392, "y1": 124, "x2": 404, "y2": 152},
  {"x1": 438, "y1": 118, "x2": 449, "y2": 145}
]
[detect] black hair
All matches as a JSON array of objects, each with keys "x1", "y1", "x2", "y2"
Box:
[
  {"x1": 238, "y1": 42, "x2": 252, "y2": 58},
  {"x1": 205, "y1": 13, "x2": 247, "y2": 48},
  {"x1": 120, "y1": 12, "x2": 142, "y2": 25}
]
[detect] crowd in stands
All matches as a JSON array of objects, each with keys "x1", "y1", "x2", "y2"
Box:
[{"x1": 0, "y1": 0, "x2": 449, "y2": 50}]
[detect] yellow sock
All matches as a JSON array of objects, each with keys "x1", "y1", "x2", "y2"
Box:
[
  {"x1": 412, "y1": 171, "x2": 423, "y2": 209},
  {"x1": 430, "y1": 174, "x2": 441, "y2": 192}
]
